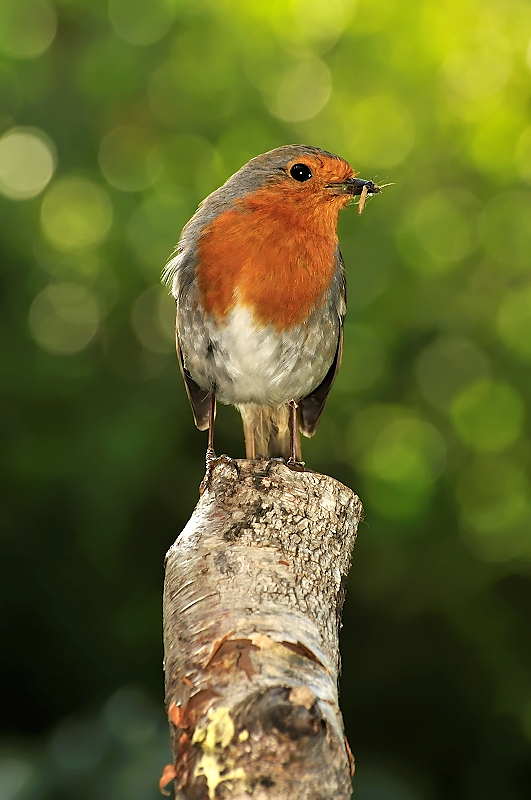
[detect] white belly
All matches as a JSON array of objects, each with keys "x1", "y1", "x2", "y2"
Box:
[{"x1": 180, "y1": 304, "x2": 338, "y2": 407}]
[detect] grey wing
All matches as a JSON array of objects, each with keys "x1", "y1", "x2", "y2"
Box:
[
  {"x1": 176, "y1": 329, "x2": 211, "y2": 431},
  {"x1": 298, "y1": 249, "x2": 346, "y2": 438},
  {"x1": 165, "y1": 245, "x2": 211, "y2": 430}
]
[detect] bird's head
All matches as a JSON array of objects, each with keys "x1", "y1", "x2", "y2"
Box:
[
  {"x1": 224, "y1": 145, "x2": 380, "y2": 221},
  {"x1": 173, "y1": 146, "x2": 380, "y2": 248}
]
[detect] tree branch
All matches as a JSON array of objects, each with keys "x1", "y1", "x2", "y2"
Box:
[{"x1": 161, "y1": 459, "x2": 362, "y2": 800}]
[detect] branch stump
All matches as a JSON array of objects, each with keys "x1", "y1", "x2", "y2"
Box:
[{"x1": 162, "y1": 459, "x2": 362, "y2": 800}]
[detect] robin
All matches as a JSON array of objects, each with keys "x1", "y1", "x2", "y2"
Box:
[{"x1": 163, "y1": 145, "x2": 379, "y2": 472}]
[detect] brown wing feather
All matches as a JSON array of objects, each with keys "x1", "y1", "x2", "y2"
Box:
[
  {"x1": 299, "y1": 247, "x2": 345, "y2": 437},
  {"x1": 298, "y1": 326, "x2": 343, "y2": 437},
  {"x1": 175, "y1": 311, "x2": 211, "y2": 430}
]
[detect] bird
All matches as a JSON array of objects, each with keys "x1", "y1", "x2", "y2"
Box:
[{"x1": 163, "y1": 144, "x2": 379, "y2": 472}]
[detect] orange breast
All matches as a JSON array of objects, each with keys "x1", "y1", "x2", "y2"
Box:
[{"x1": 197, "y1": 183, "x2": 342, "y2": 329}]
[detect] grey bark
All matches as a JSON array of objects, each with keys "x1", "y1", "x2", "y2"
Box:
[{"x1": 161, "y1": 459, "x2": 362, "y2": 800}]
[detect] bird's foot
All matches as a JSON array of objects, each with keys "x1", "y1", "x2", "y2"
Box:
[
  {"x1": 199, "y1": 450, "x2": 240, "y2": 495},
  {"x1": 262, "y1": 456, "x2": 306, "y2": 475},
  {"x1": 199, "y1": 450, "x2": 215, "y2": 496},
  {"x1": 217, "y1": 453, "x2": 240, "y2": 476},
  {"x1": 261, "y1": 456, "x2": 286, "y2": 475},
  {"x1": 286, "y1": 457, "x2": 306, "y2": 472}
]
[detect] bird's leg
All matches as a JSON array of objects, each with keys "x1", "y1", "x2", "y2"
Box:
[
  {"x1": 206, "y1": 392, "x2": 216, "y2": 464},
  {"x1": 199, "y1": 394, "x2": 217, "y2": 495},
  {"x1": 288, "y1": 400, "x2": 298, "y2": 462},
  {"x1": 287, "y1": 399, "x2": 305, "y2": 472},
  {"x1": 200, "y1": 393, "x2": 239, "y2": 495}
]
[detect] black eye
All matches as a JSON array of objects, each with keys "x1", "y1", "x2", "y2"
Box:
[{"x1": 290, "y1": 163, "x2": 312, "y2": 182}]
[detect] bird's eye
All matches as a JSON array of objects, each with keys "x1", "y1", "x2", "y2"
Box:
[{"x1": 290, "y1": 163, "x2": 312, "y2": 182}]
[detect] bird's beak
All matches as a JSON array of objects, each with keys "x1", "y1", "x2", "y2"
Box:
[{"x1": 325, "y1": 177, "x2": 380, "y2": 196}]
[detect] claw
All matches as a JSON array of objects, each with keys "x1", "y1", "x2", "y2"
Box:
[
  {"x1": 263, "y1": 456, "x2": 286, "y2": 476},
  {"x1": 199, "y1": 452, "x2": 239, "y2": 495},
  {"x1": 286, "y1": 457, "x2": 306, "y2": 473},
  {"x1": 217, "y1": 453, "x2": 240, "y2": 477}
]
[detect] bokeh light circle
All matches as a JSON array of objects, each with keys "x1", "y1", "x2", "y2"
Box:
[
  {"x1": 49, "y1": 717, "x2": 109, "y2": 773},
  {"x1": 352, "y1": 406, "x2": 448, "y2": 520},
  {"x1": 496, "y1": 286, "x2": 531, "y2": 361},
  {"x1": 0, "y1": 127, "x2": 55, "y2": 200},
  {"x1": 413, "y1": 192, "x2": 476, "y2": 263},
  {"x1": 451, "y1": 379, "x2": 524, "y2": 453},
  {"x1": 108, "y1": 0, "x2": 176, "y2": 46},
  {"x1": 268, "y1": 57, "x2": 331, "y2": 122},
  {"x1": 416, "y1": 335, "x2": 491, "y2": 412},
  {"x1": 442, "y1": 45, "x2": 512, "y2": 101},
  {"x1": 41, "y1": 177, "x2": 113, "y2": 252},
  {"x1": 0, "y1": 0, "x2": 57, "y2": 59},
  {"x1": 0, "y1": 757, "x2": 37, "y2": 798},
  {"x1": 131, "y1": 286, "x2": 175, "y2": 353},
  {"x1": 28, "y1": 283, "x2": 100, "y2": 355},
  {"x1": 345, "y1": 95, "x2": 415, "y2": 168},
  {"x1": 368, "y1": 418, "x2": 446, "y2": 490},
  {"x1": 289, "y1": 0, "x2": 355, "y2": 49},
  {"x1": 479, "y1": 191, "x2": 531, "y2": 269},
  {"x1": 457, "y1": 456, "x2": 529, "y2": 536},
  {"x1": 99, "y1": 125, "x2": 164, "y2": 192},
  {"x1": 334, "y1": 323, "x2": 386, "y2": 393},
  {"x1": 515, "y1": 125, "x2": 531, "y2": 185},
  {"x1": 0, "y1": 64, "x2": 23, "y2": 126},
  {"x1": 458, "y1": 456, "x2": 531, "y2": 562},
  {"x1": 126, "y1": 191, "x2": 193, "y2": 276}
]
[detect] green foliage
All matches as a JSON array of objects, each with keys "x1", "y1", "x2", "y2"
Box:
[{"x1": 1, "y1": 0, "x2": 531, "y2": 798}]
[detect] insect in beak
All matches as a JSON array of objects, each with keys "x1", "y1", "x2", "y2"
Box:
[
  {"x1": 358, "y1": 184, "x2": 369, "y2": 215},
  {"x1": 325, "y1": 177, "x2": 381, "y2": 212}
]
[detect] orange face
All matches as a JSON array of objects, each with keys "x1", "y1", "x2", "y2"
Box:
[
  {"x1": 196, "y1": 153, "x2": 355, "y2": 329},
  {"x1": 283, "y1": 153, "x2": 357, "y2": 193},
  {"x1": 244, "y1": 153, "x2": 358, "y2": 222}
]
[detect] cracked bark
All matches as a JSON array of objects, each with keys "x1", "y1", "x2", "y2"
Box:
[{"x1": 161, "y1": 459, "x2": 362, "y2": 800}]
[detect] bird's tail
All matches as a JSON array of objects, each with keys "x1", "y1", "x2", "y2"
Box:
[{"x1": 238, "y1": 404, "x2": 302, "y2": 461}]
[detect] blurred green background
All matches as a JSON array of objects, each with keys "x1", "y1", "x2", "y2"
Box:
[{"x1": 1, "y1": 0, "x2": 531, "y2": 798}]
